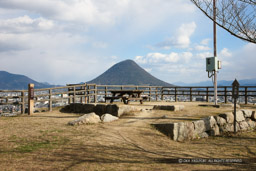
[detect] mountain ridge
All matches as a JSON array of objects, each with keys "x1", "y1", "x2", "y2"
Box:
[{"x1": 0, "y1": 71, "x2": 58, "y2": 90}]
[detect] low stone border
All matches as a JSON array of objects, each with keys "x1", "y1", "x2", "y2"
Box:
[
  {"x1": 153, "y1": 109, "x2": 256, "y2": 142},
  {"x1": 153, "y1": 105, "x2": 184, "y2": 111},
  {"x1": 61, "y1": 103, "x2": 138, "y2": 117}
]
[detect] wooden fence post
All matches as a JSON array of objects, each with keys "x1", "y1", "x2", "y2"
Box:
[
  {"x1": 21, "y1": 91, "x2": 25, "y2": 114},
  {"x1": 28, "y1": 84, "x2": 34, "y2": 115},
  {"x1": 206, "y1": 87, "x2": 209, "y2": 102},
  {"x1": 73, "y1": 86, "x2": 76, "y2": 103},
  {"x1": 175, "y1": 87, "x2": 177, "y2": 102},
  {"x1": 105, "y1": 86, "x2": 108, "y2": 103},
  {"x1": 224, "y1": 87, "x2": 227, "y2": 103},
  {"x1": 49, "y1": 89, "x2": 52, "y2": 111},
  {"x1": 245, "y1": 87, "x2": 248, "y2": 104},
  {"x1": 149, "y1": 87, "x2": 152, "y2": 102},
  {"x1": 190, "y1": 87, "x2": 192, "y2": 102},
  {"x1": 161, "y1": 87, "x2": 164, "y2": 101},
  {"x1": 94, "y1": 85, "x2": 97, "y2": 103}
]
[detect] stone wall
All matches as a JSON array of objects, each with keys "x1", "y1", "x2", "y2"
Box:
[
  {"x1": 61, "y1": 103, "x2": 138, "y2": 117},
  {"x1": 153, "y1": 109, "x2": 256, "y2": 142}
]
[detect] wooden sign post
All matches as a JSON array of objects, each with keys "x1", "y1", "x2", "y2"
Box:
[
  {"x1": 232, "y1": 79, "x2": 240, "y2": 133},
  {"x1": 28, "y1": 84, "x2": 34, "y2": 115}
]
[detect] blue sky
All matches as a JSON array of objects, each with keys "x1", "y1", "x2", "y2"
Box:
[{"x1": 0, "y1": 0, "x2": 255, "y2": 85}]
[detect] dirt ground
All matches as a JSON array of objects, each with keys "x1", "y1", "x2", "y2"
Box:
[{"x1": 0, "y1": 102, "x2": 256, "y2": 171}]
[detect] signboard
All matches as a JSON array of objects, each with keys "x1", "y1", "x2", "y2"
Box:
[{"x1": 232, "y1": 79, "x2": 240, "y2": 99}]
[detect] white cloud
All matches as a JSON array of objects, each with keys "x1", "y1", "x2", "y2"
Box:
[
  {"x1": 195, "y1": 45, "x2": 211, "y2": 51},
  {"x1": 200, "y1": 38, "x2": 211, "y2": 45},
  {"x1": 156, "y1": 22, "x2": 197, "y2": 49},
  {"x1": 219, "y1": 48, "x2": 232, "y2": 58},
  {"x1": 135, "y1": 51, "x2": 193, "y2": 64}
]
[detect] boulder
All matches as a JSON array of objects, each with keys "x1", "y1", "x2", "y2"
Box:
[
  {"x1": 239, "y1": 121, "x2": 249, "y2": 131},
  {"x1": 101, "y1": 114, "x2": 119, "y2": 123},
  {"x1": 251, "y1": 111, "x2": 256, "y2": 121},
  {"x1": 219, "y1": 123, "x2": 240, "y2": 133},
  {"x1": 203, "y1": 116, "x2": 220, "y2": 136},
  {"x1": 68, "y1": 113, "x2": 101, "y2": 126},
  {"x1": 118, "y1": 105, "x2": 137, "y2": 117},
  {"x1": 106, "y1": 104, "x2": 119, "y2": 116},
  {"x1": 241, "y1": 109, "x2": 253, "y2": 118},
  {"x1": 246, "y1": 118, "x2": 256, "y2": 128},
  {"x1": 198, "y1": 132, "x2": 209, "y2": 138},
  {"x1": 214, "y1": 116, "x2": 227, "y2": 126},
  {"x1": 219, "y1": 112, "x2": 234, "y2": 124},
  {"x1": 193, "y1": 120, "x2": 206, "y2": 135},
  {"x1": 152, "y1": 123, "x2": 178, "y2": 141},
  {"x1": 94, "y1": 104, "x2": 107, "y2": 116},
  {"x1": 153, "y1": 105, "x2": 184, "y2": 111},
  {"x1": 235, "y1": 110, "x2": 245, "y2": 122}
]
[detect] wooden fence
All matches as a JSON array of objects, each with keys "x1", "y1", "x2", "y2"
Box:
[{"x1": 1, "y1": 84, "x2": 256, "y2": 114}]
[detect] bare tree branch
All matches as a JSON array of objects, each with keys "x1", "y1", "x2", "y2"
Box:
[{"x1": 191, "y1": 0, "x2": 256, "y2": 43}]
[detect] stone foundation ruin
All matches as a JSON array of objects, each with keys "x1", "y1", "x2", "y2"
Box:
[{"x1": 153, "y1": 109, "x2": 256, "y2": 141}]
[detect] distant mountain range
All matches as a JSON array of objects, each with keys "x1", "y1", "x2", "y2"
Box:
[
  {"x1": 174, "y1": 78, "x2": 256, "y2": 86},
  {"x1": 1, "y1": 59, "x2": 256, "y2": 90},
  {"x1": 0, "y1": 71, "x2": 58, "y2": 90},
  {"x1": 88, "y1": 59, "x2": 174, "y2": 86}
]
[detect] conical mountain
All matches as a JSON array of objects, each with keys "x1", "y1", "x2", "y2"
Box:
[{"x1": 88, "y1": 60, "x2": 174, "y2": 86}]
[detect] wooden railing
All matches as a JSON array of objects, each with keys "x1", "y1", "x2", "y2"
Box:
[{"x1": 1, "y1": 84, "x2": 256, "y2": 114}]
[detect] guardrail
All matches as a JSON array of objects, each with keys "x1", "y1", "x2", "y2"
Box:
[{"x1": 1, "y1": 84, "x2": 256, "y2": 114}]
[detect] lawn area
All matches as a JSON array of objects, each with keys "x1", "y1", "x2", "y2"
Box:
[{"x1": 0, "y1": 102, "x2": 255, "y2": 170}]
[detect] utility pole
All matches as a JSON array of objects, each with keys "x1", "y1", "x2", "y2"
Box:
[{"x1": 213, "y1": 0, "x2": 218, "y2": 105}]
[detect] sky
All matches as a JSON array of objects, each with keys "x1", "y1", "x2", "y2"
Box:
[{"x1": 0, "y1": 0, "x2": 255, "y2": 85}]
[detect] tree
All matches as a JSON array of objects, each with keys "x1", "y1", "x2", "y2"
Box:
[{"x1": 191, "y1": 0, "x2": 256, "y2": 43}]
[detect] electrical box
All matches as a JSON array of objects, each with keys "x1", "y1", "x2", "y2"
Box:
[{"x1": 206, "y1": 57, "x2": 221, "y2": 72}]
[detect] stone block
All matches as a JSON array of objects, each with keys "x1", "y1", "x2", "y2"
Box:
[
  {"x1": 101, "y1": 114, "x2": 119, "y2": 123},
  {"x1": 153, "y1": 123, "x2": 178, "y2": 141},
  {"x1": 239, "y1": 121, "x2": 249, "y2": 131},
  {"x1": 246, "y1": 118, "x2": 256, "y2": 128},
  {"x1": 236, "y1": 110, "x2": 245, "y2": 122},
  {"x1": 68, "y1": 112, "x2": 101, "y2": 126},
  {"x1": 241, "y1": 109, "x2": 253, "y2": 118},
  {"x1": 251, "y1": 111, "x2": 256, "y2": 121},
  {"x1": 153, "y1": 105, "x2": 184, "y2": 111},
  {"x1": 193, "y1": 120, "x2": 206, "y2": 135},
  {"x1": 219, "y1": 112, "x2": 234, "y2": 124},
  {"x1": 203, "y1": 116, "x2": 220, "y2": 136},
  {"x1": 214, "y1": 116, "x2": 227, "y2": 126},
  {"x1": 94, "y1": 104, "x2": 107, "y2": 116},
  {"x1": 118, "y1": 106, "x2": 137, "y2": 117},
  {"x1": 106, "y1": 104, "x2": 119, "y2": 116}
]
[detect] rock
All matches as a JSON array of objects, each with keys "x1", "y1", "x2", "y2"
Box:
[
  {"x1": 193, "y1": 120, "x2": 206, "y2": 135},
  {"x1": 235, "y1": 110, "x2": 245, "y2": 122},
  {"x1": 152, "y1": 123, "x2": 178, "y2": 141},
  {"x1": 118, "y1": 106, "x2": 137, "y2": 117},
  {"x1": 198, "y1": 132, "x2": 209, "y2": 138},
  {"x1": 106, "y1": 104, "x2": 119, "y2": 116},
  {"x1": 251, "y1": 111, "x2": 256, "y2": 121},
  {"x1": 219, "y1": 123, "x2": 240, "y2": 133},
  {"x1": 94, "y1": 104, "x2": 107, "y2": 116},
  {"x1": 246, "y1": 118, "x2": 256, "y2": 128},
  {"x1": 214, "y1": 116, "x2": 227, "y2": 126},
  {"x1": 203, "y1": 116, "x2": 220, "y2": 136},
  {"x1": 241, "y1": 109, "x2": 253, "y2": 118},
  {"x1": 68, "y1": 113, "x2": 101, "y2": 126},
  {"x1": 153, "y1": 105, "x2": 184, "y2": 111},
  {"x1": 239, "y1": 121, "x2": 249, "y2": 131},
  {"x1": 219, "y1": 112, "x2": 234, "y2": 124},
  {"x1": 101, "y1": 114, "x2": 119, "y2": 123}
]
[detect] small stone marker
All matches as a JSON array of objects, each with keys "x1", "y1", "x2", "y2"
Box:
[{"x1": 232, "y1": 79, "x2": 240, "y2": 133}]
